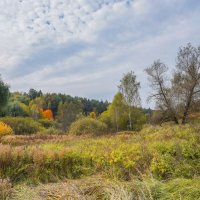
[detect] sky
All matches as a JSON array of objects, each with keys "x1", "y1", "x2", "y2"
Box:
[{"x1": 0, "y1": 0, "x2": 200, "y2": 107}]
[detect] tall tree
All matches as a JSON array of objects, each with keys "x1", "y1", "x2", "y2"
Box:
[
  {"x1": 145, "y1": 60, "x2": 179, "y2": 124},
  {"x1": 146, "y1": 44, "x2": 200, "y2": 125},
  {"x1": 172, "y1": 43, "x2": 200, "y2": 124},
  {"x1": 119, "y1": 71, "x2": 141, "y2": 130},
  {"x1": 100, "y1": 92, "x2": 146, "y2": 132},
  {"x1": 0, "y1": 75, "x2": 9, "y2": 114},
  {"x1": 57, "y1": 101, "x2": 83, "y2": 131}
]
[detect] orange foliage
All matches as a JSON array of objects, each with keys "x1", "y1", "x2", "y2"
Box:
[{"x1": 42, "y1": 109, "x2": 53, "y2": 120}]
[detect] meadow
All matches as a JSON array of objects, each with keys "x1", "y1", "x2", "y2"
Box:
[{"x1": 0, "y1": 124, "x2": 200, "y2": 200}]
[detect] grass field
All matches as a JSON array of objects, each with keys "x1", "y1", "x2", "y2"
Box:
[{"x1": 0, "y1": 125, "x2": 200, "y2": 199}]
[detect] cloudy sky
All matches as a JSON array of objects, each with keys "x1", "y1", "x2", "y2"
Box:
[{"x1": 0, "y1": 0, "x2": 200, "y2": 107}]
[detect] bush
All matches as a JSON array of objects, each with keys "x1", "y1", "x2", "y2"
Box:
[
  {"x1": 69, "y1": 118, "x2": 107, "y2": 136},
  {"x1": 0, "y1": 122, "x2": 13, "y2": 137},
  {"x1": 0, "y1": 117, "x2": 43, "y2": 135},
  {"x1": 38, "y1": 119, "x2": 57, "y2": 128}
]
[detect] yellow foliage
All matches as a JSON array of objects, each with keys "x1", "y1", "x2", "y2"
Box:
[
  {"x1": 0, "y1": 122, "x2": 13, "y2": 137},
  {"x1": 88, "y1": 112, "x2": 97, "y2": 119}
]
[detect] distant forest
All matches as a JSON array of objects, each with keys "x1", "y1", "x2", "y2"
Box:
[{"x1": 1, "y1": 88, "x2": 110, "y2": 117}]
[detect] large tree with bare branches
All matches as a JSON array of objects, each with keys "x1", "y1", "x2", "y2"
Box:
[
  {"x1": 145, "y1": 60, "x2": 179, "y2": 124},
  {"x1": 172, "y1": 43, "x2": 200, "y2": 124},
  {"x1": 146, "y1": 43, "x2": 200, "y2": 124}
]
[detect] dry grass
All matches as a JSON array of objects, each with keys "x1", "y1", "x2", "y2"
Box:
[
  {"x1": 11, "y1": 176, "x2": 145, "y2": 200},
  {"x1": 0, "y1": 179, "x2": 13, "y2": 200}
]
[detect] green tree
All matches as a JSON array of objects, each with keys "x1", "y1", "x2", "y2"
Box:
[
  {"x1": 109, "y1": 92, "x2": 128, "y2": 132},
  {"x1": 100, "y1": 92, "x2": 146, "y2": 132},
  {"x1": 29, "y1": 97, "x2": 44, "y2": 120},
  {"x1": 57, "y1": 101, "x2": 83, "y2": 131},
  {"x1": 28, "y1": 88, "x2": 43, "y2": 100},
  {"x1": 7, "y1": 101, "x2": 29, "y2": 117},
  {"x1": 119, "y1": 71, "x2": 141, "y2": 130},
  {"x1": 0, "y1": 75, "x2": 9, "y2": 115}
]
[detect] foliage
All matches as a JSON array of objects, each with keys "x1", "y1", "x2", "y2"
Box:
[
  {"x1": 100, "y1": 93, "x2": 146, "y2": 132},
  {"x1": 69, "y1": 117, "x2": 108, "y2": 136},
  {"x1": 41, "y1": 109, "x2": 53, "y2": 120},
  {"x1": 146, "y1": 44, "x2": 200, "y2": 124},
  {"x1": 7, "y1": 101, "x2": 29, "y2": 117},
  {"x1": 28, "y1": 88, "x2": 43, "y2": 100},
  {"x1": 0, "y1": 124, "x2": 199, "y2": 185},
  {"x1": 57, "y1": 101, "x2": 83, "y2": 131},
  {"x1": 29, "y1": 97, "x2": 44, "y2": 120},
  {"x1": 38, "y1": 119, "x2": 56, "y2": 128},
  {"x1": 0, "y1": 117, "x2": 43, "y2": 135},
  {"x1": 0, "y1": 122, "x2": 13, "y2": 137},
  {"x1": 0, "y1": 75, "x2": 9, "y2": 114},
  {"x1": 119, "y1": 71, "x2": 141, "y2": 130},
  {"x1": 88, "y1": 111, "x2": 97, "y2": 119}
]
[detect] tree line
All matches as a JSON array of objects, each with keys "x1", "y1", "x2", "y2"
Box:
[{"x1": 0, "y1": 43, "x2": 199, "y2": 131}]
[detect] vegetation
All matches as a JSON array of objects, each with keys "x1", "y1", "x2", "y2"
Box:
[
  {"x1": 119, "y1": 71, "x2": 141, "y2": 130},
  {"x1": 0, "y1": 122, "x2": 13, "y2": 137},
  {"x1": 0, "y1": 125, "x2": 199, "y2": 199},
  {"x1": 0, "y1": 76, "x2": 9, "y2": 115},
  {"x1": 69, "y1": 117, "x2": 108, "y2": 136},
  {"x1": 100, "y1": 93, "x2": 146, "y2": 132},
  {"x1": 146, "y1": 43, "x2": 200, "y2": 125},
  {"x1": 0, "y1": 44, "x2": 200, "y2": 199},
  {"x1": 0, "y1": 117, "x2": 43, "y2": 135}
]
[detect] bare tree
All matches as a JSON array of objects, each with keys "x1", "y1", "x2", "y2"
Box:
[
  {"x1": 172, "y1": 43, "x2": 200, "y2": 124},
  {"x1": 119, "y1": 71, "x2": 141, "y2": 130},
  {"x1": 145, "y1": 60, "x2": 179, "y2": 124}
]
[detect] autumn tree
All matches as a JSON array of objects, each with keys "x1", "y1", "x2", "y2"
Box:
[
  {"x1": 42, "y1": 109, "x2": 53, "y2": 120},
  {"x1": 145, "y1": 60, "x2": 179, "y2": 124},
  {"x1": 119, "y1": 71, "x2": 141, "y2": 130},
  {"x1": 146, "y1": 44, "x2": 200, "y2": 124},
  {"x1": 29, "y1": 97, "x2": 44, "y2": 120},
  {"x1": 172, "y1": 43, "x2": 200, "y2": 124}
]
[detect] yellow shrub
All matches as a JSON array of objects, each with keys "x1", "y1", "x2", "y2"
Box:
[{"x1": 0, "y1": 122, "x2": 13, "y2": 137}]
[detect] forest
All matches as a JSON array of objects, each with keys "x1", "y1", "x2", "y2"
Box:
[{"x1": 0, "y1": 43, "x2": 200, "y2": 199}]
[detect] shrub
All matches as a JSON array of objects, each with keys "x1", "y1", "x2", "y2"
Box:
[
  {"x1": 38, "y1": 119, "x2": 57, "y2": 128},
  {"x1": 0, "y1": 122, "x2": 13, "y2": 137},
  {"x1": 0, "y1": 117, "x2": 43, "y2": 135},
  {"x1": 151, "y1": 154, "x2": 176, "y2": 179},
  {"x1": 69, "y1": 118, "x2": 107, "y2": 136}
]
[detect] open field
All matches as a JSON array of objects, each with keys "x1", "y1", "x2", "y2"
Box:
[{"x1": 0, "y1": 125, "x2": 200, "y2": 199}]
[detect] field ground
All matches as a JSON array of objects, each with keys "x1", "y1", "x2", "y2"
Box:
[{"x1": 0, "y1": 125, "x2": 200, "y2": 199}]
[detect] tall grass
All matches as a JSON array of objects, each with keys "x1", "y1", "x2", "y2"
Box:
[{"x1": 0, "y1": 124, "x2": 199, "y2": 199}]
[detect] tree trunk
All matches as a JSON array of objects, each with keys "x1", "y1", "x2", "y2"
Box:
[
  {"x1": 173, "y1": 116, "x2": 179, "y2": 124},
  {"x1": 128, "y1": 109, "x2": 132, "y2": 130},
  {"x1": 182, "y1": 89, "x2": 194, "y2": 124},
  {"x1": 115, "y1": 108, "x2": 119, "y2": 132},
  {"x1": 182, "y1": 100, "x2": 191, "y2": 124}
]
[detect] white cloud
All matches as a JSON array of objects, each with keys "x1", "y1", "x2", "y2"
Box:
[{"x1": 0, "y1": 0, "x2": 200, "y2": 107}]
